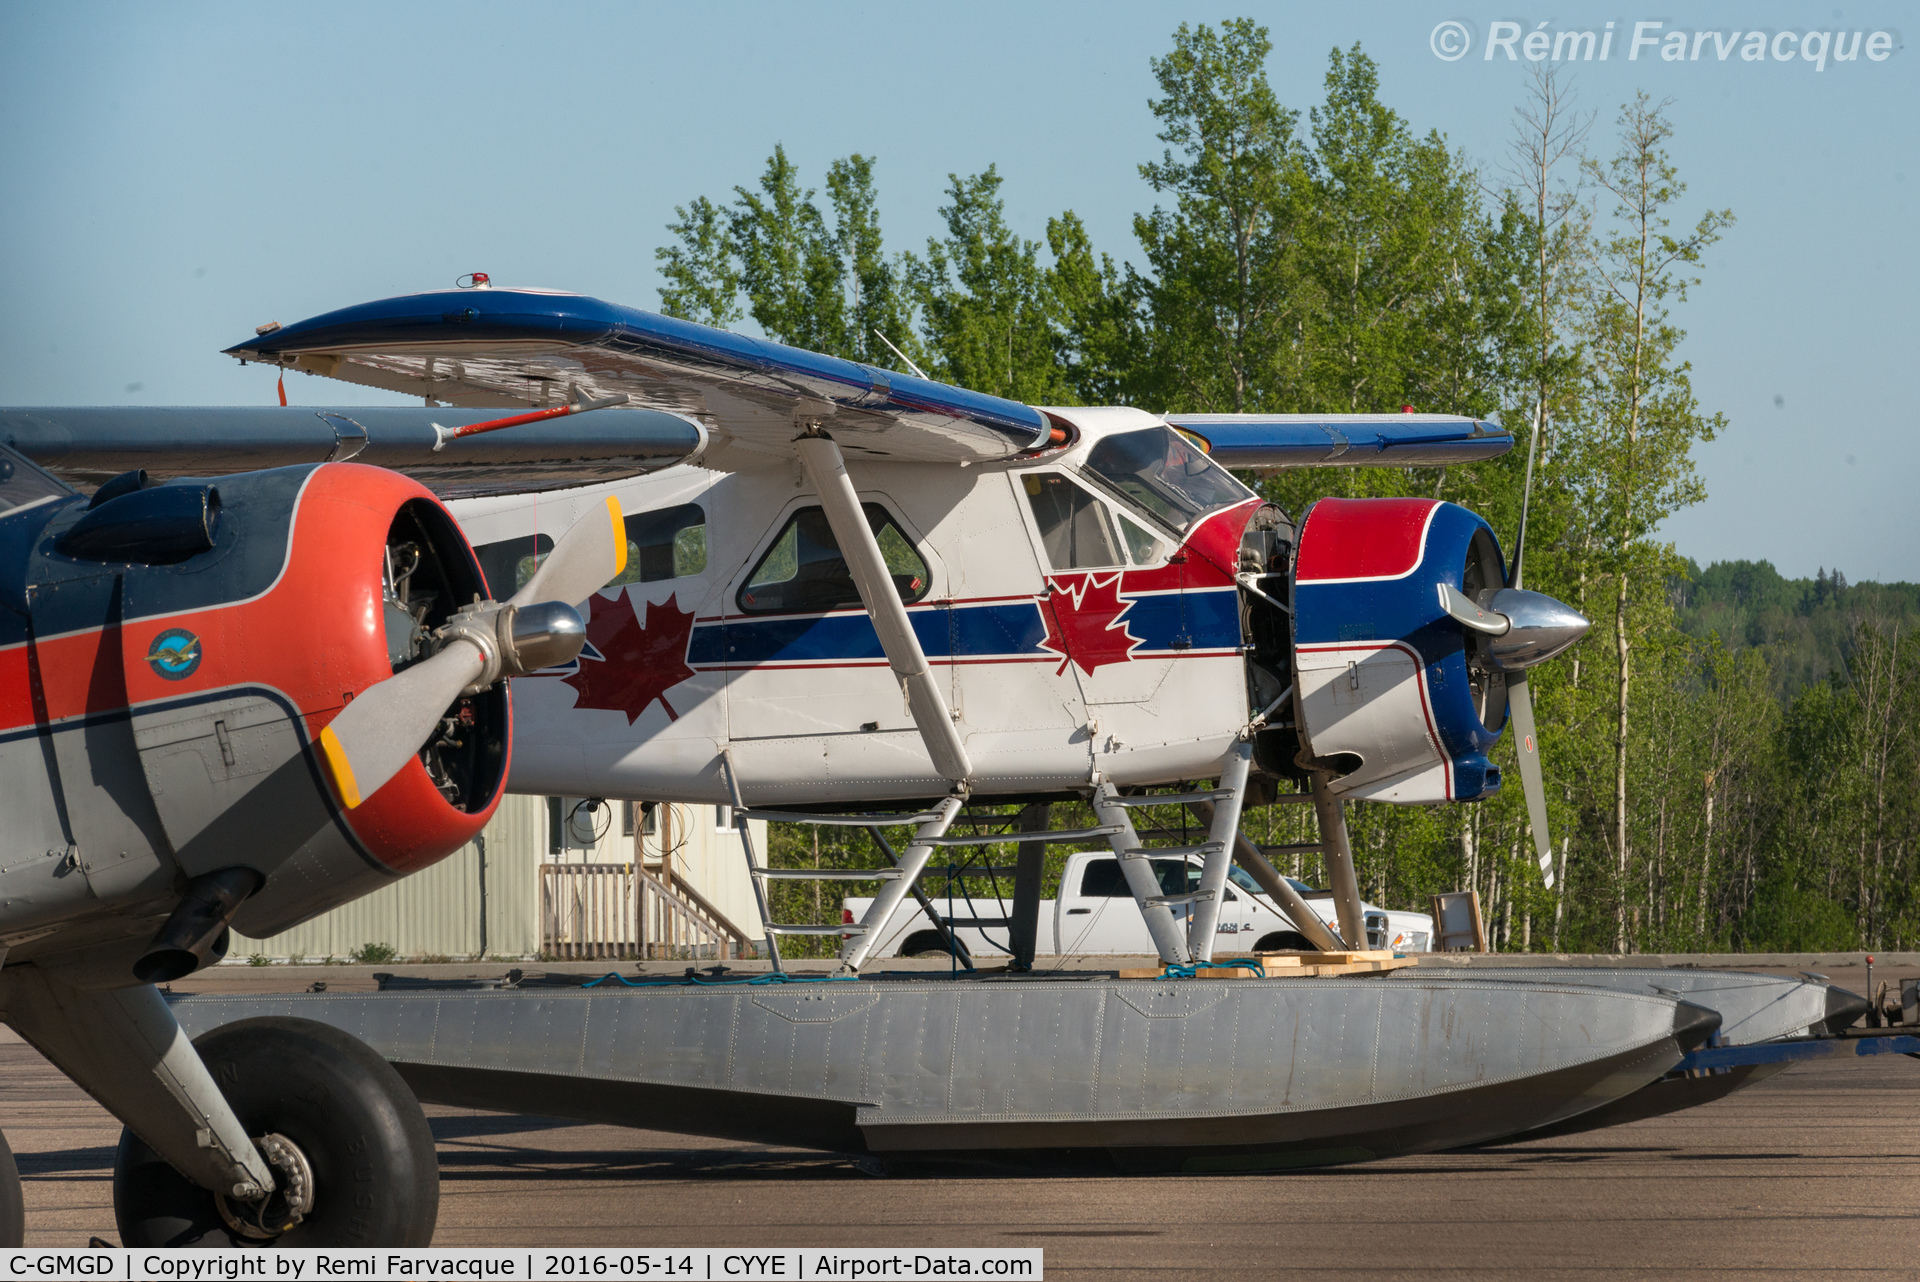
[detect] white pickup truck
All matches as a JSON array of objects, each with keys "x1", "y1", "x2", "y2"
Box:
[{"x1": 845, "y1": 849, "x2": 1434, "y2": 960}]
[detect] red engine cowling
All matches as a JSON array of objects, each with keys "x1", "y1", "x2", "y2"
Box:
[{"x1": 100, "y1": 462, "x2": 509, "y2": 935}]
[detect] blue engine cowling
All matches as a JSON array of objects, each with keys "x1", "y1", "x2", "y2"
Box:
[{"x1": 1289, "y1": 497, "x2": 1508, "y2": 803}]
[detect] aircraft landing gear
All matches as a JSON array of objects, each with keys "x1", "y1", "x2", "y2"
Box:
[
  {"x1": 1, "y1": 1128, "x2": 23, "y2": 1248},
  {"x1": 114, "y1": 1017, "x2": 438, "y2": 1247}
]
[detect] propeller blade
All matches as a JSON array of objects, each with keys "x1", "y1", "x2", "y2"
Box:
[
  {"x1": 316, "y1": 640, "x2": 487, "y2": 809},
  {"x1": 508, "y1": 495, "x2": 627, "y2": 610},
  {"x1": 1506, "y1": 669, "x2": 1555, "y2": 889},
  {"x1": 1438, "y1": 582, "x2": 1511, "y2": 635}
]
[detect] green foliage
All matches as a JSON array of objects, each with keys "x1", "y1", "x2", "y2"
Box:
[
  {"x1": 656, "y1": 147, "x2": 915, "y2": 368},
  {"x1": 655, "y1": 196, "x2": 741, "y2": 328},
  {"x1": 1675, "y1": 558, "x2": 1920, "y2": 698},
  {"x1": 1736, "y1": 877, "x2": 1860, "y2": 952},
  {"x1": 348, "y1": 941, "x2": 398, "y2": 965},
  {"x1": 1129, "y1": 18, "x2": 1302, "y2": 413},
  {"x1": 905, "y1": 166, "x2": 1075, "y2": 403}
]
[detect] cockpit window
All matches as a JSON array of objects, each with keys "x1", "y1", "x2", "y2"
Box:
[
  {"x1": 1083, "y1": 427, "x2": 1253, "y2": 531},
  {"x1": 1022, "y1": 473, "x2": 1122, "y2": 570},
  {"x1": 0, "y1": 445, "x2": 74, "y2": 517},
  {"x1": 1116, "y1": 513, "x2": 1164, "y2": 564}
]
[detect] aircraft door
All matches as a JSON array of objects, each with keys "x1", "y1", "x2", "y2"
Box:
[{"x1": 1017, "y1": 471, "x2": 1172, "y2": 709}]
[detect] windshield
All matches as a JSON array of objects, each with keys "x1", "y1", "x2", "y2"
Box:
[
  {"x1": 1226, "y1": 866, "x2": 1322, "y2": 896},
  {"x1": 1082, "y1": 426, "x2": 1252, "y2": 531},
  {"x1": 0, "y1": 445, "x2": 74, "y2": 517}
]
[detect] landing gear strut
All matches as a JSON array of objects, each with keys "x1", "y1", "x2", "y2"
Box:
[
  {"x1": 114, "y1": 1017, "x2": 438, "y2": 1247},
  {"x1": 1, "y1": 1128, "x2": 23, "y2": 1248}
]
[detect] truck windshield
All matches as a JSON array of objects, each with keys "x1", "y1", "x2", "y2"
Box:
[
  {"x1": 1082, "y1": 427, "x2": 1252, "y2": 531},
  {"x1": 1227, "y1": 866, "x2": 1322, "y2": 896}
]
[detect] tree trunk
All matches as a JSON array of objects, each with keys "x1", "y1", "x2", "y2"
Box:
[
  {"x1": 1614, "y1": 573, "x2": 1631, "y2": 952},
  {"x1": 1698, "y1": 783, "x2": 1714, "y2": 941}
]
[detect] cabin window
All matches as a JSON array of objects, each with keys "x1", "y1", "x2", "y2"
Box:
[
  {"x1": 737, "y1": 503, "x2": 930, "y2": 615},
  {"x1": 612, "y1": 503, "x2": 706, "y2": 585},
  {"x1": 1022, "y1": 473, "x2": 1122, "y2": 570},
  {"x1": 473, "y1": 532, "x2": 554, "y2": 597},
  {"x1": 1084, "y1": 427, "x2": 1252, "y2": 530}
]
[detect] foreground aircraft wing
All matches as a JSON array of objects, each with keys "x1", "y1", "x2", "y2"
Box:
[
  {"x1": 1, "y1": 405, "x2": 704, "y2": 497},
  {"x1": 222, "y1": 289, "x2": 1051, "y2": 468},
  {"x1": 1167, "y1": 414, "x2": 1512, "y2": 469}
]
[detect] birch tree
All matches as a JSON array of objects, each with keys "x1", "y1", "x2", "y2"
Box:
[{"x1": 1572, "y1": 94, "x2": 1732, "y2": 948}]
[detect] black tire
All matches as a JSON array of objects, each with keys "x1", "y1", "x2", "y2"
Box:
[
  {"x1": 1253, "y1": 931, "x2": 1314, "y2": 953},
  {"x1": 113, "y1": 1017, "x2": 437, "y2": 1247},
  {"x1": 0, "y1": 1127, "x2": 23, "y2": 1248},
  {"x1": 898, "y1": 931, "x2": 951, "y2": 959}
]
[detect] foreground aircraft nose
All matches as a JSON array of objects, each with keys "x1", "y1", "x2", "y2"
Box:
[
  {"x1": 1482, "y1": 588, "x2": 1591, "y2": 670},
  {"x1": 1822, "y1": 985, "x2": 1870, "y2": 1035},
  {"x1": 1671, "y1": 1000, "x2": 1723, "y2": 1052}
]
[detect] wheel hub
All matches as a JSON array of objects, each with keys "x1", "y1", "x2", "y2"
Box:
[{"x1": 215, "y1": 1134, "x2": 314, "y2": 1240}]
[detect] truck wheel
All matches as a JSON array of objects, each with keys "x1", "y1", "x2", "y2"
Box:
[
  {"x1": 899, "y1": 931, "x2": 951, "y2": 958},
  {"x1": 0, "y1": 1127, "x2": 22, "y2": 1248},
  {"x1": 1253, "y1": 932, "x2": 1314, "y2": 953},
  {"x1": 113, "y1": 1017, "x2": 438, "y2": 1247}
]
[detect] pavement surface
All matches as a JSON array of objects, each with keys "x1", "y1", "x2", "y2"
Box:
[{"x1": 5, "y1": 959, "x2": 1917, "y2": 1278}]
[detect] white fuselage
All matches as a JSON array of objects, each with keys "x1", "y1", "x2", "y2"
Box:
[{"x1": 448, "y1": 409, "x2": 1261, "y2": 807}]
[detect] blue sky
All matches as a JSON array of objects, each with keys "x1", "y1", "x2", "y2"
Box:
[{"x1": 1, "y1": 2, "x2": 1913, "y2": 579}]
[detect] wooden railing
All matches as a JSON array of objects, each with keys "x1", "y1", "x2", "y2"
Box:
[{"x1": 540, "y1": 863, "x2": 756, "y2": 961}]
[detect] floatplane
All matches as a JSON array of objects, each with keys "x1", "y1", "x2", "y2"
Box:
[{"x1": 2, "y1": 282, "x2": 1897, "y2": 1244}]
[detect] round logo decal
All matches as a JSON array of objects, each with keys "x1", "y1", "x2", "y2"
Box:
[{"x1": 147, "y1": 628, "x2": 203, "y2": 680}]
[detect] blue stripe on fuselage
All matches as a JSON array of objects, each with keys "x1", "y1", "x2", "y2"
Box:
[{"x1": 685, "y1": 590, "x2": 1241, "y2": 666}]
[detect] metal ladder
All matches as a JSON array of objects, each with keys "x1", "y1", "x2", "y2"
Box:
[
  {"x1": 718, "y1": 754, "x2": 959, "y2": 975},
  {"x1": 1088, "y1": 739, "x2": 1256, "y2": 966},
  {"x1": 720, "y1": 755, "x2": 1140, "y2": 972}
]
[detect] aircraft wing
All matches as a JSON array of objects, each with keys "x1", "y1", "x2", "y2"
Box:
[
  {"x1": 223, "y1": 289, "x2": 1051, "y2": 468},
  {"x1": 2, "y1": 405, "x2": 704, "y2": 498},
  {"x1": 1167, "y1": 414, "x2": 1512, "y2": 469}
]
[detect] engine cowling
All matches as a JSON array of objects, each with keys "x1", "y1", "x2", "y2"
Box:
[
  {"x1": 14, "y1": 461, "x2": 508, "y2": 948},
  {"x1": 1289, "y1": 497, "x2": 1509, "y2": 803}
]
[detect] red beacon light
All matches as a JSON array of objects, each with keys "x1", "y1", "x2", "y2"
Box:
[
  {"x1": 1400, "y1": 404, "x2": 1415, "y2": 413},
  {"x1": 457, "y1": 272, "x2": 492, "y2": 289}
]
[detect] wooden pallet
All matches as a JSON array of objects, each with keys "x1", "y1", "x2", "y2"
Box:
[{"x1": 1119, "y1": 950, "x2": 1417, "y2": 980}]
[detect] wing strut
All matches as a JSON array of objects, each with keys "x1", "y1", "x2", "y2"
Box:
[{"x1": 792, "y1": 433, "x2": 973, "y2": 784}]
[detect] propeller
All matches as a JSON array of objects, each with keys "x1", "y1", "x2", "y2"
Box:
[
  {"x1": 316, "y1": 496, "x2": 625, "y2": 809},
  {"x1": 1434, "y1": 407, "x2": 1587, "y2": 891},
  {"x1": 1504, "y1": 405, "x2": 1560, "y2": 892}
]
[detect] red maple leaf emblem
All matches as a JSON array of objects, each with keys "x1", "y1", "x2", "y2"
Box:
[
  {"x1": 1038, "y1": 573, "x2": 1140, "y2": 677},
  {"x1": 562, "y1": 590, "x2": 698, "y2": 724}
]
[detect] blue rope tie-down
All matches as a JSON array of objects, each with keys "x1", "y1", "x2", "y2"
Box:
[
  {"x1": 580, "y1": 970, "x2": 859, "y2": 989},
  {"x1": 1158, "y1": 958, "x2": 1267, "y2": 980}
]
